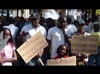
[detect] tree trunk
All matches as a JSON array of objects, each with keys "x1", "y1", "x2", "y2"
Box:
[
  {"x1": 29, "y1": 9, "x2": 32, "y2": 15},
  {"x1": 92, "y1": 9, "x2": 96, "y2": 20},
  {"x1": 84, "y1": 9, "x2": 87, "y2": 22},
  {"x1": 7, "y1": 9, "x2": 9, "y2": 17},
  {"x1": 21, "y1": 9, "x2": 24, "y2": 17},
  {"x1": 17, "y1": 9, "x2": 19, "y2": 17},
  {"x1": 38, "y1": 9, "x2": 42, "y2": 17},
  {"x1": 1, "y1": 9, "x2": 3, "y2": 16}
]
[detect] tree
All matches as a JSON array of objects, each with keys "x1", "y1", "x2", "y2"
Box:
[
  {"x1": 92, "y1": 9, "x2": 97, "y2": 20},
  {"x1": 1, "y1": 9, "x2": 3, "y2": 16},
  {"x1": 21, "y1": 9, "x2": 24, "y2": 17},
  {"x1": 17, "y1": 9, "x2": 19, "y2": 17},
  {"x1": 54, "y1": 9, "x2": 66, "y2": 17},
  {"x1": 7, "y1": 9, "x2": 9, "y2": 17}
]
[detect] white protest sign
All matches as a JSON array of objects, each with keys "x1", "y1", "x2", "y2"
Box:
[{"x1": 0, "y1": 31, "x2": 10, "y2": 50}]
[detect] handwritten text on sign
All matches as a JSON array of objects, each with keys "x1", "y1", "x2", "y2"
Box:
[
  {"x1": 17, "y1": 31, "x2": 48, "y2": 63},
  {"x1": 71, "y1": 35, "x2": 99, "y2": 54},
  {"x1": 47, "y1": 56, "x2": 76, "y2": 66}
]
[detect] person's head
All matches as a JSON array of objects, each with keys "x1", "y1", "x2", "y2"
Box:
[
  {"x1": 0, "y1": 17, "x2": 6, "y2": 27},
  {"x1": 57, "y1": 44, "x2": 69, "y2": 57},
  {"x1": 85, "y1": 20, "x2": 89, "y2": 26},
  {"x1": 8, "y1": 17, "x2": 17, "y2": 25},
  {"x1": 77, "y1": 20, "x2": 85, "y2": 34},
  {"x1": 2, "y1": 28, "x2": 14, "y2": 44},
  {"x1": 67, "y1": 17, "x2": 72, "y2": 24},
  {"x1": 93, "y1": 23, "x2": 100, "y2": 32},
  {"x1": 14, "y1": 16, "x2": 20, "y2": 23},
  {"x1": 30, "y1": 12, "x2": 40, "y2": 28},
  {"x1": 92, "y1": 16, "x2": 97, "y2": 23},
  {"x1": 20, "y1": 16, "x2": 26, "y2": 22},
  {"x1": 73, "y1": 20, "x2": 79, "y2": 27},
  {"x1": 0, "y1": 19, "x2": 3, "y2": 27},
  {"x1": 39, "y1": 17, "x2": 45, "y2": 26},
  {"x1": 45, "y1": 18, "x2": 55, "y2": 28},
  {"x1": 88, "y1": 18, "x2": 92, "y2": 22},
  {"x1": 57, "y1": 17, "x2": 67, "y2": 29}
]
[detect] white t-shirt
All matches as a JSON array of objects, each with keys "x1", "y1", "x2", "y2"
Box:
[
  {"x1": 88, "y1": 22, "x2": 93, "y2": 33},
  {"x1": 47, "y1": 26, "x2": 69, "y2": 58},
  {"x1": 67, "y1": 24, "x2": 77, "y2": 37},
  {"x1": 20, "y1": 24, "x2": 47, "y2": 41},
  {"x1": 84, "y1": 25, "x2": 90, "y2": 33}
]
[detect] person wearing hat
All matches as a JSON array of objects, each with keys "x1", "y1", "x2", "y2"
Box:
[
  {"x1": 70, "y1": 21, "x2": 91, "y2": 66},
  {"x1": 19, "y1": 12, "x2": 47, "y2": 66}
]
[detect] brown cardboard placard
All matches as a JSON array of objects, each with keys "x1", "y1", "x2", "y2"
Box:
[
  {"x1": 71, "y1": 35, "x2": 99, "y2": 54},
  {"x1": 47, "y1": 56, "x2": 76, "y2": 66},
  {"x1": 17, "y1": 31, "x2": 48, "y2": 63}
]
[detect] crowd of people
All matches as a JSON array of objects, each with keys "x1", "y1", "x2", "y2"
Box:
[{"x1": 0, "y1": 12, "x2": 100, "y2": 66}]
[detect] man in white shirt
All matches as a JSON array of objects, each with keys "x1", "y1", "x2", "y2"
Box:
[
  {"x1": 66, "y1": 17, "x2": 77, "y2": 37},
  {"x1": 46, "y1": 17, "x2": 70, "y2": 59},
  {"x1": 19, "y1": 13, "x2": 47, "y2": 66}
]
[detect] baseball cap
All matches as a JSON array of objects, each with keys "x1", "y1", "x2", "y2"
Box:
[
  {"x1": 30, "y1": 13, "x2": 40, "y2": 19},
  {"x1": 78, "y1": 20, "x2": 85, "y2": 26},
  {"x1": 78, "y1": 20, "x2": 85, "y2": 24}
]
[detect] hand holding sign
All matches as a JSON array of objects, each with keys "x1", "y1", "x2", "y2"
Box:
[
  {"x1": 17, "y1": 31, "x2": 48, "y2": 63},
  {"x1": 0, "y1": 31, "x2": 10, "y2": 50},
  {"x1": 34, "y1": 53, "x2": 44, "y2": 66}
]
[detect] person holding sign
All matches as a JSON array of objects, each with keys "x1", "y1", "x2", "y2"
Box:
[
  {"x1": 54, "y1": 44, "x2": 69, "y2": 59},
  {"x1": 0, "y1": 28, "x2": 17, "y2": 66},
  {"x1": 47, "y1": 44, "x2": 76, "y2": 66},
  {"x1": 19, "y1": 12, "x2": 47, "y2": 66},
  {"x1": 88, "y1": 23, "x2": 100, "y2": 66},
  {"x1": 71, "y1": 20, "x2": 91, "y2": 66}
]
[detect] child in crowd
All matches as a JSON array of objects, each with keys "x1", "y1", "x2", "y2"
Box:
[
  {"x1": 54, "y1": 44, "x2": 69, "y2": 59},
  {"x1": 0, "y1": 28, "x2": 17, "y2": 66}
]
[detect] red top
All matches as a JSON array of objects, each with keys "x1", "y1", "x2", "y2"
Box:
[{"x1": 54, "y1": 55, "x2": 69, "y2": 60}]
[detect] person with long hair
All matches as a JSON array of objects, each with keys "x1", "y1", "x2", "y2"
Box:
[{"x1": 0, "y1": 28, "x2": 17, "y2": 66}]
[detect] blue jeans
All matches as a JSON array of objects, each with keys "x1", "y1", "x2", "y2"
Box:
[
  {"x1": 26, "y1": 57, "x2": 42, "y2": 66},
  {"x1": 41, "y1": 54, "x2": 48, "y2": 66},
  {"x1": 88, "y1": 46, "x2": 100, "y2": 66}
]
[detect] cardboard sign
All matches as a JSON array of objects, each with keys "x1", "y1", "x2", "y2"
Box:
[
  {"x1": 17, "y1": 31, "x2": 48, "y2": 63},
  {"x1": 0, "y1": 31, "x2": 10, "y2": 50},
  {"x1": 71, "y1": 35, "x2": 99, "y2": 54},
  {"x1": 47, "y1": 56, "x2": 76, "y2": 66}
]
